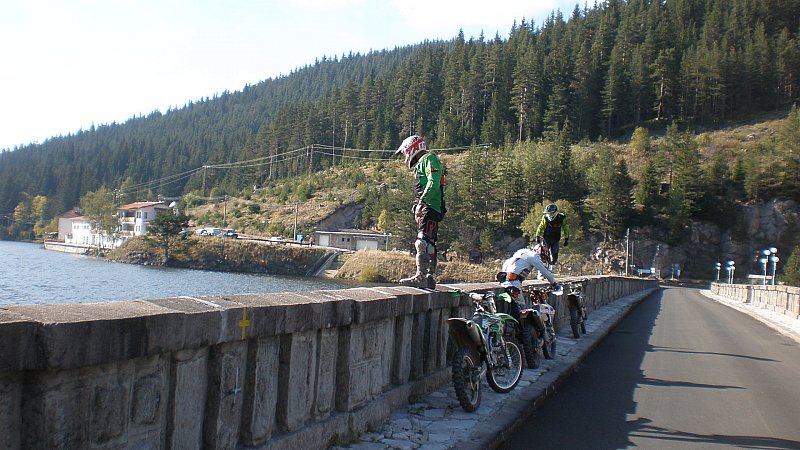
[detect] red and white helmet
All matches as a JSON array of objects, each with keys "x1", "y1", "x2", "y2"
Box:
[
  {"x1": 395, "y1": 134, "x2": 427, "y2": 168},
  {"x1": 532, "y1": 243, "x2": 552, "y2": 265}
]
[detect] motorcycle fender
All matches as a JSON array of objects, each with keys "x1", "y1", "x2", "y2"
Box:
[{"x1": 447, "y1": 318, "x2": 485, "y2": 351}]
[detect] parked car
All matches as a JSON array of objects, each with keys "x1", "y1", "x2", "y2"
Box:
[
  {"x1": 197, "y1": 227, "x2": 222, "y2": 236},
  {"x1": 221, "y1": 229, "x2": 238, "y2": 238},
  {"x1": 468, "y1": 249, "x2": 483, "y2": 264}
]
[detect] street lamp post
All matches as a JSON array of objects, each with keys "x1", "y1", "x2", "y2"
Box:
[
  {"x1": 769, "y1": 247, "x2": 779, "y2": 285},
  {"x1": 715, "y1": 262, "x2": 721, "y2": 282},
  {"x1": 726, "y1": 260, "x2": 735, "y2": 284},
  {"x1": 759, "y1": 253, "x2": 769, "y2": 285}
]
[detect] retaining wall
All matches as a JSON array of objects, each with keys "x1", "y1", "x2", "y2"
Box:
[
  {"x1": 710, "y1": 282, "x2": 800, "y2": 320},
  {"x1": 0, "y1": 276, "x2": 657, "y2": 449}
]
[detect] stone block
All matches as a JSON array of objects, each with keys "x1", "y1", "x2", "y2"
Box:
[
  {"x1": 264, "y1": 412, "x2": 349, "y2": 450},
  {"x1": 409, "y1": 312, "x2": 427, "y2": 379},
  {"x1": 167, "y1": 348, "x2": 208, "y2": 449},
  {"x1": 89, "y1": 365, "x2": 131, "y2": 447},
  {"x1": 336, "y1": 288, "x2": 400, "y2": 324},
  {"x1": 336, "y1": 319, "x2": 393, "y2": 412},
  {"x1": 0, "y1": 312, "x2": 37, "y2": 372},
  {"x1": 276, "y1": 293, "x2": 352, "y2": 334},
  {"x1": 7, "y1": 301, "x2": 176, "y2": 370},
  {"x1": 0, "y1": 374, "x2": 21, "y2": 450},
  {"x1": 391, "y1": 315, "x2": 413, "y2": 384},
  {"x1": 128, "y1": 355, "x2": 169, "y2": 446},
  {"x1": 23, "y1": 371, "x2": 89, "y2": 449},
  {"x1": 278, "y1": 330, "x2": 318, "y2": 431},
  {"x1": 204, "y1": 341, "x2": 247, "y2": 449},
  {"x1": 241, "y1": 335, "x2": 280, "y2": 446},
  {"x1": 347, "y1": 384, "x2": 411, "y2": 437},
  {"x1": 314, "y1": 327, "x2": 338, "y2": 419}
]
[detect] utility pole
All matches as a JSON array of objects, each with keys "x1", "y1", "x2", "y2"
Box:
[
  {"x1": 293, "y1": 203, "x2": 298, "y2": 241},
  {"x1": 625, "y1": 228, "x2": 630, "y2": 276},
  {"x1": 223, "y1": 195, "x2": 228, "y2": 228},
  {"x1": 202, "y1": 165, "x2": 208, "y2": 197}
]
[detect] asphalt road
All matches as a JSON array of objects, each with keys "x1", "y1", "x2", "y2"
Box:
[{"x1": 499, "y1": 286, "x2": 800, "y2": 450}]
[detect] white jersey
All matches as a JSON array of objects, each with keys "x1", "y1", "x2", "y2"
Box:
[{"x1": 500, "y1": 248, "x2": 556, "y2": 289}]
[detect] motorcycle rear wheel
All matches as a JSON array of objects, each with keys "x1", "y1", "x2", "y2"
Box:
[
  {"x1": 521, "y1": 326, "x2": 539, "y2": 369},
  {"x1": 451, "y1": 348, "x2": 481, "y2": 412},
  {"x1": 486, "y1": 338, "x2": 523, "y2": 393}
]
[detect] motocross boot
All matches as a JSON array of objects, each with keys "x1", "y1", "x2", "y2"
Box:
[
  {"x1": 425, "y1": 253, "x2": 437, "y2": 289},
  {"x1": 400, "y1": 249, "x2": 430, "y2": 288}
]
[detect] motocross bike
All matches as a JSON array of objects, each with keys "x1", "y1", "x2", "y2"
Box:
[
  {"x1": 521, "y1": 284, "x2": 561, "y2": 360},
  {"x1": 447, "y1": 291, "x2": 524, "y2": 412},
  {"x1": 565, "y1": 281, "x2": 589, "y2": 338}
]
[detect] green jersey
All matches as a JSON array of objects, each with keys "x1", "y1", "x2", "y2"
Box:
[{"x1": 414, "y1": 153, "x2": 446, "y2": 213}]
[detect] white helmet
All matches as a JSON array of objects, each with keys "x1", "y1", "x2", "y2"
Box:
[
  {"x1": 544, "y1": 203, "x2": 559, "y2": 221},
  {"x1": 395, "y1": 135, "x2": 427, "y2": 168}
]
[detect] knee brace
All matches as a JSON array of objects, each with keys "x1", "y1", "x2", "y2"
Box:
[{"x1": 414, "y1": 237, "x2": 434, "y2": 256}]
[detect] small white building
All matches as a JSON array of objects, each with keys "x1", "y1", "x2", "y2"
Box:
[
  {"x1": 313, "y1": 230, "x2": 391, "y2": 251},
  {"x1": 56, "y1": 210, "x2": 82, "y2": 241},
  {"x1": 62, "y1": 215, "x2": 117, "y2": 248}
]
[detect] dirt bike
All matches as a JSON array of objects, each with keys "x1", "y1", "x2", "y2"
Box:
[
  {"x1": 447, "y1": 291, "x2": 524, "y2": 412},
  {"x1": 565, "y1": 280, "x2": 589, "y2": 338},
  {"x1": 521, "y1": 284, "x2": 562, "y2": 361}
]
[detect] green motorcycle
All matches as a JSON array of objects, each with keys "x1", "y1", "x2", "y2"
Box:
[{"x1": 447, "y1": 291, "x2": 524, "y2": 412}]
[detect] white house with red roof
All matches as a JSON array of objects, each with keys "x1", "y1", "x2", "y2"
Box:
[
  {"x1": 53, "y1": 201, "x2": 170, "y2": 250},
  {"x1": 117, "y1": 201, "x2": 171, "y2": 240}
]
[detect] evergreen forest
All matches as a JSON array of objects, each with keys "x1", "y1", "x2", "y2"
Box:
[{"x1": 2, "y1": 0, "x2": 800, "y2": 278}]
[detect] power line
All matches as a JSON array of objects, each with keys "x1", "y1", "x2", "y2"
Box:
[{"x1": 109, "y1": 142, "x2": 490, "y2": 199}]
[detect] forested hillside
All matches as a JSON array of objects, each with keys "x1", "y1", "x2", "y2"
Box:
[{"x1": 2, "y1": 0, "x2": 800, "y2": 279}]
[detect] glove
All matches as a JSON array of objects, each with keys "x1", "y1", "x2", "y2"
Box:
[{"x1": 563, "y1": 239, "x2": 569, "y2": 247}]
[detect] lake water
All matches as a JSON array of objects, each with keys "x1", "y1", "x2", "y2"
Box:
[{"x1": 0, "y1": 241, "x2": 358, "y2": 306}]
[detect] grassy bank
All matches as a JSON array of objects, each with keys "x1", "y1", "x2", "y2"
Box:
[
  {"x1": 107, "y1": 236, "x2": 330, "y2": 275},
  {"x1": 335, "y1": 249, "x2": 497, "y2": 284}
]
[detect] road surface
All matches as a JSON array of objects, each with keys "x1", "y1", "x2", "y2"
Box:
[{"x1": 500, "y1": 286, "x2": 800, "y2": 449}]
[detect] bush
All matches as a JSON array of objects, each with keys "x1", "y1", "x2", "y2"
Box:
[{"x1": 359, "y1": 267, "x2": 385, "y2": 283}]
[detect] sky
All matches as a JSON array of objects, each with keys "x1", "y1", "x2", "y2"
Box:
[{"x1": 0, "y1": 0, "x2": 580, "y2": 151}]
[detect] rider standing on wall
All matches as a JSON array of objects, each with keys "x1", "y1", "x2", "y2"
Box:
[
  {"x1": 535, "y1": 203, "x2": 570, "y2": 267},
  {"x1": 395, "y1": 135, "x2": 446, "y2": 289}
]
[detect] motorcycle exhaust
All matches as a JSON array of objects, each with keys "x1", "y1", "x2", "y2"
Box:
[{"x1": 447, "y1": 318, "x2": 485, "y2": 351}]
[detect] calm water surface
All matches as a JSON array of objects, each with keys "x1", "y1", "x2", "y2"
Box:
[{"x1": 0, "y1": 241, "x2": 357, "y2": 306}]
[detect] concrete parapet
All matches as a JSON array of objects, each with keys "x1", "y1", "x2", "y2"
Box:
[
  {"x1": 711, "y1": 282, "x2": 800, "y2": 319},
  {"x1": 0, "y1": 276, "x2": 656, "y2": 449}
]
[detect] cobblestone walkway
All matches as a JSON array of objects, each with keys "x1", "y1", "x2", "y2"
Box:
[{"x1": 331, "y1": 290, "x2": 654, "y2": 450}]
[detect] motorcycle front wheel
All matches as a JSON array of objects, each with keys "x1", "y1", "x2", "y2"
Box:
[
  {"x1": 542, "y1": 334, "x2": 555, "y2": 360},
  {"x1": 581, "y1": 308, "x2": 588, "y2": 334},
  {"x1": 486, "y1": 338, "x2": 523, "y2": 393},
  {"x1": 569, "y1": 308, "x2": 582, "y2": 338},
  {"x1": 451, "y1": 348, "x2": 482, "y2": 412}
]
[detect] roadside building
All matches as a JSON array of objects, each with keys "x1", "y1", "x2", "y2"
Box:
[
  {"x1": 56, "y1": 210, "x2": 82, "y2": 241},
  {"x1": 117, "y1": 201, "x2": 171, "y2": 240},
  {"x1": 313, "y1": 230, "x2": 391, "y2": 251}
]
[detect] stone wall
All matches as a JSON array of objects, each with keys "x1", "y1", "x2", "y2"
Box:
[
  {"x1": 710, "y1": 282, "x2": 800, "y2": 320},
  {"x1": 0, "y1": 276, "x2": 657, "y2": 450}
]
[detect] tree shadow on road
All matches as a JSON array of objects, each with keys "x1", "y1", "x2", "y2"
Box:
[
  {"x1": 627, "y1": 417, "x2": 800, "y2": 449},
  {"x1": 500, "y1": 288, "x2": 800, "y2": 450}
]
